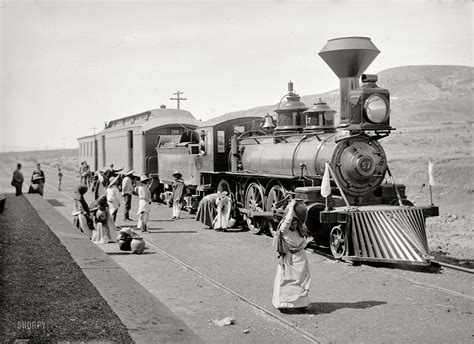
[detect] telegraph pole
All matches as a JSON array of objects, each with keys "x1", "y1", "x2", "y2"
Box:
[{"x1": 170, "y1": 91, "x2": 187, "y2": 109}]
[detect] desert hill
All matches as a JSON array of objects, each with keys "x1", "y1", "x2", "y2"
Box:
[{"x1": 225, "y1": 65, "x2": 473, "y2": 127}]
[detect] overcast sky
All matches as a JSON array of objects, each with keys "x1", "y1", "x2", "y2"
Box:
[{"x1": 1, "y1": 0, "x2": 472, "y2": 151}]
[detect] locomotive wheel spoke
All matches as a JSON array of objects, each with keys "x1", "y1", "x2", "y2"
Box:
[
  {"x1": 244, "y1": 182, "x2": 267, "y2": 234},
  {"x1": 266, "y1": 184, "x2": 288, "y2": 237},
  {"x1": 329, "y1": 225, "x2": 347, "y2": 259}
]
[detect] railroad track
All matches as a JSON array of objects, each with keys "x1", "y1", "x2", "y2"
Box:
[{"x1": 33, "y1": 163, "x2": 474, "y2": 277}]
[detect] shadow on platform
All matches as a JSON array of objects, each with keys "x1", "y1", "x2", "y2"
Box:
[
  {"x1": 304, "y1": 300, "x2": 386, "y2": 315},
  {"x1": 147, "y1": 230, "x2": 198, "y2": 234},
  {"x1": 106, "y1": 251, "x2": 156, "y2": 256}
]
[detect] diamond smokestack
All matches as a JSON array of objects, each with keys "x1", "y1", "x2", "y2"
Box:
[{"x1": 319, "y1": 37, "x2": 380, "y2": 125}]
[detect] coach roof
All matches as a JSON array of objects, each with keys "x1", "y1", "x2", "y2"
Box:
[
  {"x1": 97, "y1": 108, "x2": 200, "y2": 134},
  {"x1": 198, "y1": 112, "x2": 265, "y2": 128}
]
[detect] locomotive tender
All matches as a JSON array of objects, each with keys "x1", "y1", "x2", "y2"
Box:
[{"x1": 78, "y1": 37, "x2": 439, "y2": 266}]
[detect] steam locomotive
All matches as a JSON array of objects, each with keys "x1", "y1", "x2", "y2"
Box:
[{"x1": 78, "y1": 37, "x2": 439, "y2": 266}]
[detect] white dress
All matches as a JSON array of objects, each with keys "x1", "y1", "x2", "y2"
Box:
[{"x1": 272, "y1": 208, "x2": 311, "y2": 309}]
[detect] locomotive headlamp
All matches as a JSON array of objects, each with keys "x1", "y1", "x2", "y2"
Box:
[{"x1": 364, "y1": 94, "x2": 389, "y2": 123}]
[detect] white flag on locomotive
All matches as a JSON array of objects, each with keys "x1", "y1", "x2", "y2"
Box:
[
  {"x1": 321, "y1": 162, "x2": 331, "y2": 198},
  {"x1": 428, "y1": 160, "x2": 435, "y2": 186}
]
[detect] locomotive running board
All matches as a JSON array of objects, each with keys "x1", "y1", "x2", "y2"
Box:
[{"x1": 343, "y1": 207, "x2": 432, "y2": 266}]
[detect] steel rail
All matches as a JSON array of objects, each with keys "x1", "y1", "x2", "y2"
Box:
[
  {"x1": 431, "y1": 260, "x2": 474, "y2": 274},
  {"x1": 144, "y1": 239, "x2": 326, "y2": 344}
]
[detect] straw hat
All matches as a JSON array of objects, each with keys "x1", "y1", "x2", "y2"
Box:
[
  {"x1": 172, "y1": 171, "x2": 182, "y2": 178},
  {"x1": 89, "y1": 200, "x2": 99, "y2": 211},
  {"x1": 109, "y1": 175, "x2": 120, "y2": 187},
  {"x1": 32, "y1": 173, "x2": 43, "y2": 181},
  {"x1": 124, "y1": 169, "x2": 134, "y2": 176},
  {"x1": 140, "y1": 174, "x2": 150, "y2": 182}
]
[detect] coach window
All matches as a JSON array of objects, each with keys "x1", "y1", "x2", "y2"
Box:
[{"x1": 217, "y1": 131, "x2": 225, "y2": 153}]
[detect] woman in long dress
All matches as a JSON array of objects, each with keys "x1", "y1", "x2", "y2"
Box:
[
  {"x1": 272, "y1": 199, "x2": 313, "y2": 311},
  {"x1": 195, "y1": 193, "x2": 219, "y2": 229},
  {"x1": 91, "y1": 196, "x2": 116, "y2": 244},
  {"x1": 72, "y1": 184, "x2": 92, "y2": 238}
]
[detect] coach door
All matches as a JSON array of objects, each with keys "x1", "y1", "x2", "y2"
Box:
[{"x1": 127, "y1": 130, "x2": 133, "y2": 169}]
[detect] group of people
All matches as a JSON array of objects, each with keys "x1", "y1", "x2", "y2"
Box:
[
  {"x1": 73, "y1": 163, "x2": 186, "y2": 237},
  {"x1": 11, "y1": 163, "x2": 46, "y2": 196},
  {"x1": 12, "y1": 160, "x2": 312, "y2": 313}
]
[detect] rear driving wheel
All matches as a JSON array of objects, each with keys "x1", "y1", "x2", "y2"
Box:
[
  {"x1": 244, "y1": 182, "x2": 267, "y2": 234},
  {"x1": 266, "y1": 184, "x2": 288, "y2": 237}
]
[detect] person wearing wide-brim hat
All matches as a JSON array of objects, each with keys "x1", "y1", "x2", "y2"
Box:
[
  {"x1": 136, "y1": 174, "x2": 152, "y2": 232},
  {"x1": 171, "y1": 171, "x2": 185, "y2": 220},
  {"x1": 106, "y1": 175, "x2": 122, "y2": 223},
  {"x1": 28, "y1": 173, "x2": 44, "y2": 195},
  {"x1": 121, "y1": 170, "x2": 134, "y2": 221},
  {"x1": 172, "y1": 171, "x2": 182, "y2": 178},
  {"x1": 272, "y1": 199, "x2": 313, "y2": 312},
  {"x1": 31, "y1": 163, "x2": 45, "y2": 196}
]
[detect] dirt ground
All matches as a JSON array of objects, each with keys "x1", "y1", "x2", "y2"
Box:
[{"x1": 384, "y1": 121, "x2": 473, "y2": 264}]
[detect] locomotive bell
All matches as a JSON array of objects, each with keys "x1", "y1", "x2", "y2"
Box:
[
  {"x1": 260, "y1": 113, "x2": 276, "y2": 132},
  {"x1": 274, "y1": 82, "x2": 308, "y2": 134},
  {"x1": 303, "y1": 98, "x2": 336, "y2": 132}
]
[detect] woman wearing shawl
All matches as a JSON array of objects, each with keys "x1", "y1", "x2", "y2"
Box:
[
  {"x1": 195, "y1": 193, "x2": 219, "y2": 228},
  {"x1": 106, "y1": 175, "x2": 122, "y2": 223},
  {"x1": 137, "y1": 174, "x2": 152, "y2": 233},
  {"x1": 272, "y1": 199, "x2": 313, "y2": 312},
  {"x1": 72, "y1": 184, "x2": 93, "y2": 238},
  {"x1": 171, "y1": 171, "x2": 185, "y2": 220}
]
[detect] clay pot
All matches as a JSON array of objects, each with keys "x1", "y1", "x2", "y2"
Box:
[
  {"x1": 118, "y1": 239, "x2": 131, "y2": 251},
  {"x1": 131, "y1": 238, "x2": 145, "y2": 254}
]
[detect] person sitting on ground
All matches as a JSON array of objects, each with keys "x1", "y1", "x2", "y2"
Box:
[
  {"x1": 136, "y1": 175, "x2": 152, "y2": 233},
  {"x1": 171, "y1": 171, "x2": 185, "y2": 220}
]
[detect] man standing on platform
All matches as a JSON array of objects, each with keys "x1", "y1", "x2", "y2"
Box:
[
  {"x1": 11, "y1": 163, "x2": 24, "y2": 196},
  {"x1": 121, "y1": 170, "x2": 134, "y2": 221},
  {"x1": 171, "y1": 171, "x2": 185, "y2": 220}
]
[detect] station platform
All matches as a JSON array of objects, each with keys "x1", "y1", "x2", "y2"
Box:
[{"x1": 0, "y1": 193, "x2": 203, "y2": 344}]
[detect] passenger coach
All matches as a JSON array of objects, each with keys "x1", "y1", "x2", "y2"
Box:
[{"x1": 78, "y1": 106, "x2": 200, "y2": 195}]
